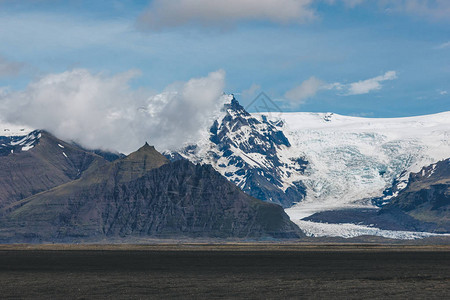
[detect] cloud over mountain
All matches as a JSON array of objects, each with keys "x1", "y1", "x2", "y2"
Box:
[{"x1": 0, "y1": 69, "x2": 226, "y2": 153}]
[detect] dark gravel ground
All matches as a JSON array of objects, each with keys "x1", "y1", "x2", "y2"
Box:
[{"x1": 0, "y1": 248, "x2": 449, "y2": 299}]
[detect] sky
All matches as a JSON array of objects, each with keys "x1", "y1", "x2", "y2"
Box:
[{"x1": 0, "y1": 0, "x2": 449, "y2": 152}]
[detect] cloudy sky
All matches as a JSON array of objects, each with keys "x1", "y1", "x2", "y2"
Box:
[{"x1": 0, "y1": 0, "x2": 449, "y2": 152}]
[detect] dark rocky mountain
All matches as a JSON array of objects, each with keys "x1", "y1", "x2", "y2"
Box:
[
  {"x1": 0, "y1": 144, "x2": 302, "y2": 242},
  {"x1": 0, "y1": 130, "x2": 108, "y2": 209},
  {"x1": 166, "y1": 96, "x2": 307, "y2": 208},
  {"x1": 306, "y1": 158, "x2": 450, "y2": 233},
  {"x1": 379, "y1": 158, "x2": 449, "y2": 232}
]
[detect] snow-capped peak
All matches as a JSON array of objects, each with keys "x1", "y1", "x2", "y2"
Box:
[
  {"x1": 0, "y1": 122, "x2": 41, "y2": 155},
  {"x1": 166, "y1": 95, "x2": 307, "y2": 208}
]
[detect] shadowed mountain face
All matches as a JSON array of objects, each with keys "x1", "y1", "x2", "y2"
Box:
[
  {"x1": 0, "y1": 131, "x2": 108, "y2": 209},
  {"x1": 0, "y1": 144, "x2": 302, "y2": 242},
  {"x1": 379, "y1": 158, "x2": 450, "y2": 232}
]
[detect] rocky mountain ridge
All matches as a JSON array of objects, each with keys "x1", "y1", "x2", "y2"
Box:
[
  {"x1": 0, "y1": 140, "x2": 302, "y2": 242},
  {"x1": 0, "y1": 130, "x2": 108, "y2": 209},
  {"x1": 166, "y1": 96, "x2": 308, "y2": 208}
]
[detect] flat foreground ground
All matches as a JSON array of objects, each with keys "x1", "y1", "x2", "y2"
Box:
[{"x1": 0, "y1": 244, "x2": 449, "y2": 299}]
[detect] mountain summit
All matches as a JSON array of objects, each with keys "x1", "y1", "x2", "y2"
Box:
[
  {"x1": 166, "y1": 95, "x2": 307, "y2": 208},
  {"x1": 107, "y1": 142, "x2": 169, "y2": 183}
]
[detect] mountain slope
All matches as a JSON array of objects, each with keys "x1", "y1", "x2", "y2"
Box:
[
  {"x1": 0, "y1": 130, "x2": 108, "y2": 208},
  {"x1": 167, "y1": 96, "x2": 307, "y2": 208},
  {"x1": 379, "y1": 158, "x2": 449, "y2": 232},
  {"x1": 1, "y1": 144, "x2": 302, "y2": 242}
]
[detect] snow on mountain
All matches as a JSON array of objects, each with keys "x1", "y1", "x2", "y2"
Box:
[
  {"x1": 166, "y1": 96, "x2": 308, "y2": 208},
  {"x1": 170, "y1": 96, "x2": 450, "y2": 238},
  {"x1": 2, "y1": 98, "x2": 448, "y2": 239},
  {"x1": 264, "y1": 112, "x2": 449, "y2": 208},
  {"x1": 0, "y1": 121, "x2": 40, "y2": 155},
  {"x1": 257, "y1": 111, "x2": 450, "y2": 238}
]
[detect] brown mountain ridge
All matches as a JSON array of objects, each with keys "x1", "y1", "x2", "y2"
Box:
[
  {"x1": 0, "y1": 131, "x2": 109, "y2": 209},
  {"x1": 0, "y1": 134, "x2": 302, "y2": 242}
]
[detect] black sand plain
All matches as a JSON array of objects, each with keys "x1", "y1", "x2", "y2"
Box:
[{"x1": 0, "y1": 244, "x2": 449, "y2": 299}]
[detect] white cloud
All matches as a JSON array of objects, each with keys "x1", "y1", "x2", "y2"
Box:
[
  {"x1": 141, "y1": 0, "x2": 450, "y2": 32},
  {"x1": 0, "y1": 69, "x2": 226, "y2": 153},
  {"x1": 0, "y1": 55, "x2": 22, "y2": 78},
  {"x1": 137, "y1": 0, "x2": 316, "y2": 30},
  {"x1": 435, "y1": 41, "x2": 450, "y2": 50},
  {"x1": 439, "y1": 90, "x2": 448, "y2": 95},
  {"x1": 346, "y1": 71, "x2": 397, "y2": 95},
  {"x1": 241, "y1": 83, "x2": 261, "y2": 99},
  {"x1": 283, "y1": 71, "x2": 398, "y2": 104},
  {"x1": 284, "y1": 76, "x2": 324, "y2": 104}
]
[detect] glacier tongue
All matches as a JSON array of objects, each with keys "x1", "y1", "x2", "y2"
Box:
[
  {"x1": 263, "y1": 112, "x2": 450, "y2": 219},
  {"x1": 295, "y1": 220, "x2": 450, "y2": 240}
]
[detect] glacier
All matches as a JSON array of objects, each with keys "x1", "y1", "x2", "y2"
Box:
[
  {"x1": 260, "y1": 111, "x2": 450, "y2": 238},
  {"x1": 171, "y1": 96, "x2": 450, "y2": 239},
  {"x1": 295, "y1": 220, "x2": 449, "y2": 240}
]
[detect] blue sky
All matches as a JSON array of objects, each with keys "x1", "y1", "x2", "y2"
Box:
[{"x1": 0, "y1": 0, "x2": 449, "y2": 118}]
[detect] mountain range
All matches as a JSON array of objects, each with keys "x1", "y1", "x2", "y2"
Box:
[
  {"x1": 168, "y1": 96, "x2": 450, "y2": 238},
  {"x1": 0, "y1": 128, "x2": 301, "y2": 242},
  {"x1": 0, "y1": 96, "x2": 448, "y2": 241}
]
